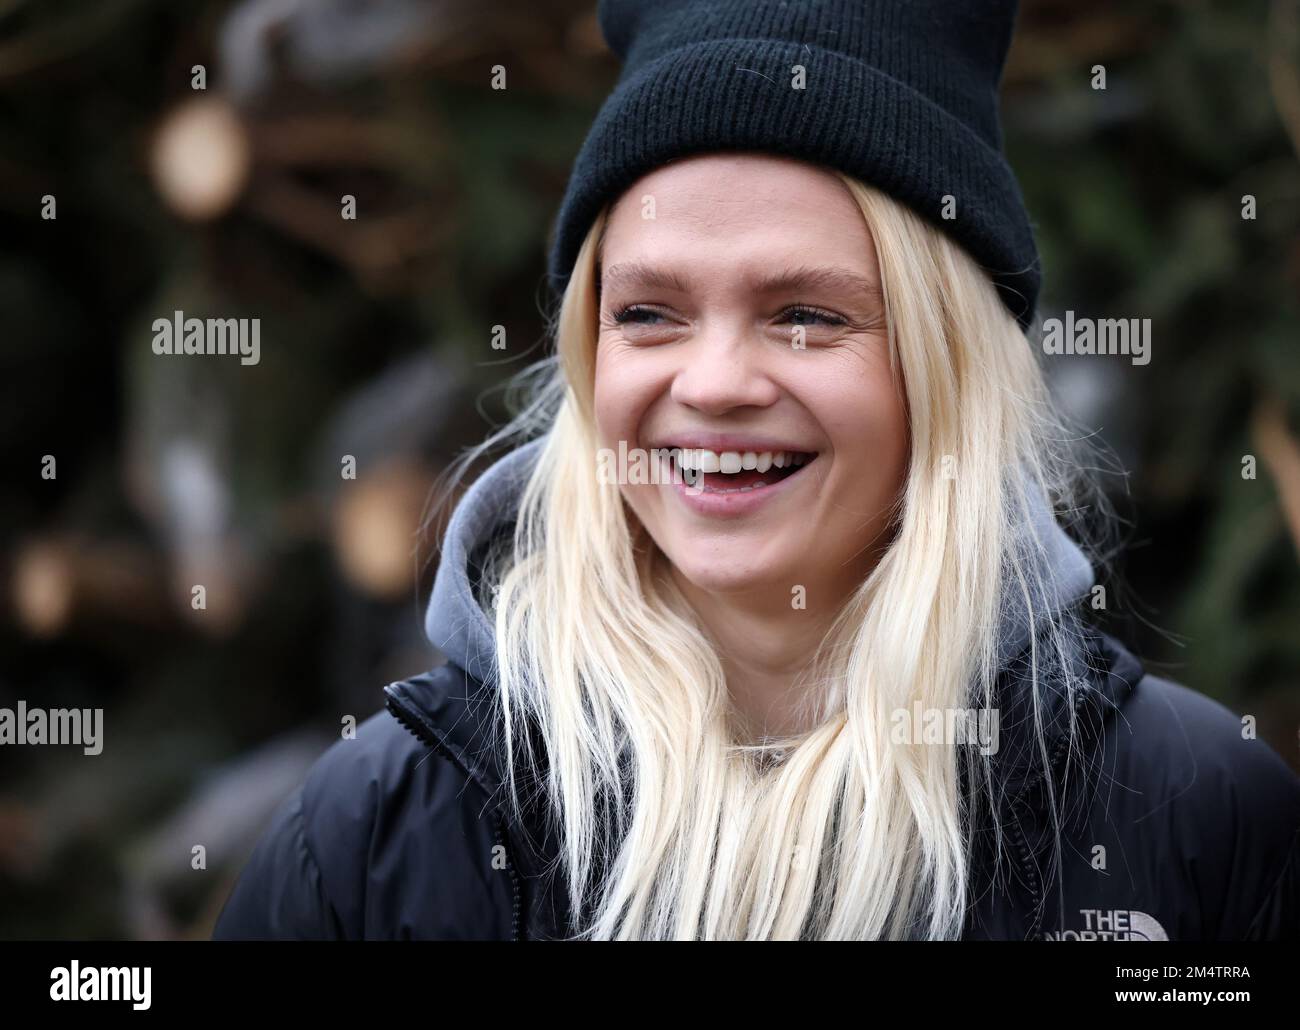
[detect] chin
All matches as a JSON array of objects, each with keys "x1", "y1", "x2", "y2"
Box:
[{"x1": 667, "y1": 549, "x2": 790, "y2": 597}]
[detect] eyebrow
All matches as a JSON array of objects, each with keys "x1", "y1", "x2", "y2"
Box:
[{"x1": 599, "y1": 261, "x2": 882, "y2": 300}]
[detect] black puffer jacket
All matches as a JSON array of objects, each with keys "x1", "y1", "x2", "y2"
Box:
[{"x1": 212, "y1": 443, "x2": 1300, "y2": 940}]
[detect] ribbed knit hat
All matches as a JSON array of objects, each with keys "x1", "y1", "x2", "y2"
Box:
[{"x1": 546, "y1": 0, "x2": 1040, "y2": 329}]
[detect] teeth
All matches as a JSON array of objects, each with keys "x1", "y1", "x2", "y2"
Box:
[{"x1": 669, "y1": 448, "x2": 811, "y2": 473}]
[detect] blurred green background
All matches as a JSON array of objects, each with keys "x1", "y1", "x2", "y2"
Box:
[{"x1": 0, "y1": 0, "x2": 1297, "y2": 938}]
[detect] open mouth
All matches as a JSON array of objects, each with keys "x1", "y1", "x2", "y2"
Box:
[{"x1": 662, "y1": 447, "x2": 819, "y2": 494}]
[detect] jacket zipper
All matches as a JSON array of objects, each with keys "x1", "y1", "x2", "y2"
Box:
[
  {"x1": 1005, "y1": 796, "x2": 1042, "y2": 940},
  {"x1": 1004, "y1": 677, "x2": 1097, "y2": 940},
  {"x1": 492, "y1": 815, "x2": 524, "y2": 941},
  {"x1": 385, "y1": 690, "x2": 524, "y2": 942}
]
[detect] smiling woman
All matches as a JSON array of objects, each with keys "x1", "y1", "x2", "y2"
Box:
[
  {"x1": 212, "y1": 0, "x2": 1300, "y2": 942},
  {"x1": 478, "y1": 154, "x2": 1103, "y2": 939}
]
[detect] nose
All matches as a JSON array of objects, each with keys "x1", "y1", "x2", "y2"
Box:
[{"x1": 669, "y1": 323, "x2": 782, "y2": 415}]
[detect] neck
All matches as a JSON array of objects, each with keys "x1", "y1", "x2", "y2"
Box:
[{"x1": 670, "y1": 566, "x2": 856, "y2": 741}]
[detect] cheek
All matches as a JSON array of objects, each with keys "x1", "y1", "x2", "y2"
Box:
[
  {"x1": 592, "y1": 344, "x2": 641, "y2": 447},
  {"x1": 592, "y1": 345, "x2": 669, "y2": 535},
  {"x1": 593, "y1": 342, "x2": 675, "y2": 450},
  {"x1": 813, "y1": 363, "x2": 910, "y2": 492},
  {"x1": 866, "y1": 380, "x2": 910, "y2": 463}
]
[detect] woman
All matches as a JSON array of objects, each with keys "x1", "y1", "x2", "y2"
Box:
[{"x1": 212, "y1": 0, "x2": 1300, "y2": 940}]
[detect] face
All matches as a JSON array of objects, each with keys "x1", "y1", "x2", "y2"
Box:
[{"x1": 593, "y1": 152, "x2": 910, "y2": 610}]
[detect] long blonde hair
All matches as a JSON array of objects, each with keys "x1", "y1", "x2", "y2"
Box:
[{"x1": 442, "y1": 172, "x2": 1104, "y2": 939}]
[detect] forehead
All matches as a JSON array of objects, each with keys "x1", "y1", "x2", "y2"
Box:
[{"x1": 599, "y1": 152, "x2": 877, "y2": 276}]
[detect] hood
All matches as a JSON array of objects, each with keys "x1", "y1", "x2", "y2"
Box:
[{"x1": 424, "y1": 438, "x2": 546, "y2": 687}]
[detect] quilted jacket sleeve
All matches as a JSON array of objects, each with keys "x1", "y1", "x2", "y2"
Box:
[
  {"x1": 211, "y1": 785, "x2": 345, "y2": 940},
  {"x1": 1243, "y1": 824, "x2": 1300, "y2": 941},
  {"x1": 1162, "y1": 680, "x2": 1300, "y2": 941},
  {"x1": 210, "y1": 704, "x2": 516, "y2": 940}
]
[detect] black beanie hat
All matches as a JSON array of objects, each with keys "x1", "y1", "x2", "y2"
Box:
[{"x1": 546, "y1": 0, "x2": 1040, "y2": 330}]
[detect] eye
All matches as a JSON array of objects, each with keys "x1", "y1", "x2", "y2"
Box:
[
  {"x1": 611, "y1": 305, "x2": 665, "y2": 325},
  {"x1": 777, "y1": 306, "x2": 846, "y2": 327}
]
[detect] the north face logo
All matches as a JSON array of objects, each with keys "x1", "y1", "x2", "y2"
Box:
[{"x1": 1042, "y1": 909, "x2": 1169, "y2": 941}]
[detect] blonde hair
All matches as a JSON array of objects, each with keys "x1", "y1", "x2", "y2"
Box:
[{"x1": 438, "y1": 172, "x2": 1105, "y2": 939}]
